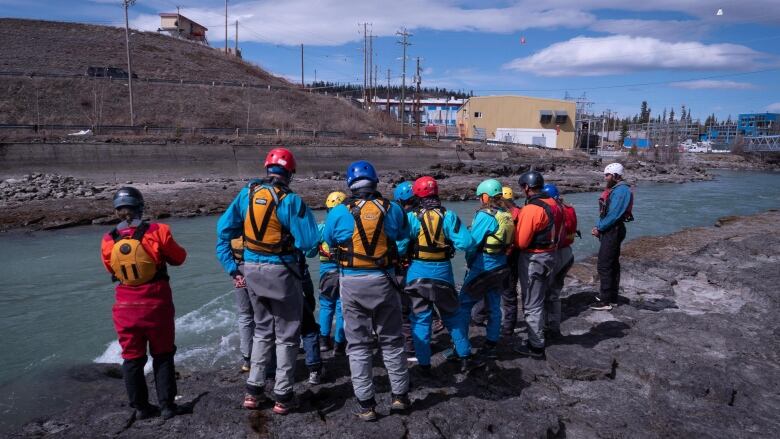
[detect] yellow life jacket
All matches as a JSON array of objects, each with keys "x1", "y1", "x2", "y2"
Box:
[
  {"x1": 230, "y1": 237, "x2": 245, "y2": 263},
  {"x1": 109, "y1": 222, "x2": 161, "y2": 286},
  {"x1": 243, "y1": 182, "x2": 295, "y2": 254},
  {"x1": 412, "y1": 207, "x2": 454, "y2": 261},
  {"x1": 480, "y1": 208, "x2": 514, "y2": 254},
  {"x1": 337, "y1": 198, "x2": 394, "y2": 269},
  {"x1": 318, "y1": 241, "x2": 333, "y2": 262}
]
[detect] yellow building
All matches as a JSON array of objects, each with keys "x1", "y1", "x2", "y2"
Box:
[{"x1": 456, "y1": 96, "x2": 576, "y2": 149}]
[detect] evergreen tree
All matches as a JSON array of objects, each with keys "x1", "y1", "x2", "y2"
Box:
[
  {"x1": 619, "y1": 121, "x2": 629, "y2": 146},
  {"x1": 669, "y1": 108, "x2": 676, "y2": 123},
  {"x1": 640, "y1": 101, "x2": 649, "y2": 123},
  {"x1": 662, "y1": 108, "x2": 667, "y2": 123}
]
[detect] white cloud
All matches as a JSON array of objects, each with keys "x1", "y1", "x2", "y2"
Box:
[
  {"x1": 766, "y1": 103, "x2": 780, "y2": 112},
  {"x1": 589, "y1": 19, "x2": 709, "y2": 40},
  {"x1": 131, "y1": 0, "x2": 595, "y2": 46},
  {"x1": 669, "y1": 80, "x2": 755, "y2": 89},
  {"x1": 504, "y1": 35, "x2": 772, "y2": 77}
]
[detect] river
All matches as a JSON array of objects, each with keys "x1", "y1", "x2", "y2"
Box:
[{"x1": 0, "y1": 170, "x2": 778, "y2": 431}]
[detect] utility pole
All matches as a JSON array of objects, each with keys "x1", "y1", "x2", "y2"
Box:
[
  {"x1": 360, "y1": 23, "x2": 367, "y2": 109},
  {"x1": 396, "y1": 28, "x2": 411, "y2": 137},
  {"x1": 386, "y1": 68, "x2": 391, "y2": 117},
  {"x1": 235, "y1": 20, "x2": 238, "y2": 54},
  {"x1": 176, "y1": 5, "x2": 181, "y2": 36},
  {"x1": 123, "y1": 0, "x2": 135, "y2": 126},
  {"x1": 414, "y1": 57, "x2": 422, "y2": 136},
  {"x1": 224, "y1": 0, "x2": 228, "y2": 53},
  {"x1": 368, "y1": 31, "x2": 374, "y2": 108},
  {"x1": 374, "y1": 64, "x2": 378, "y2": 109},
  {"x1": 300, "y1": 44, "x2": 304, "y2": 88}
]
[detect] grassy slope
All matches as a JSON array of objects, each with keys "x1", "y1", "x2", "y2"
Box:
[{"x1": 0, "y1": 19, "x2": 394, "y2": 132}]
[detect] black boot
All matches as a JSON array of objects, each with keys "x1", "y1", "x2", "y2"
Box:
[
  {"x1": 122, "y1": 356, "x2": 158, "y2": 419},
  {"x1": 152, "y1": 350, "x2": 178, "y2": 419}
]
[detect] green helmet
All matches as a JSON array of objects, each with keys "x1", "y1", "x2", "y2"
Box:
[{"x1": 476, "y1": 179, "x2": 502, "y2": 197}]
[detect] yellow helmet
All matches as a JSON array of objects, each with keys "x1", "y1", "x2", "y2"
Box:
[
  {"x1": 502, "y1": 186, "x2": 514, "y2": 200},
  {"x1": 325, "y1": 191, "x2": 347, "y2": 209}
]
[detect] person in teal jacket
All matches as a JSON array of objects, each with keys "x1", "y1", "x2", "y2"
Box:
[
  {"x1": 215, "y1": 148, "x2": 318, "y2": 415},
  {"x1": 316, "y1": 192, "x2": 347, "y2": 356},
  {"x1": 445, "y1": 179, "x2": 513, "y2": 367},
  {"x1": 323, "y1": 160, "x2": 411, "y2": 421},
  {"x1": 397, "y1": 176, "x2": 476, "y2": 375}
]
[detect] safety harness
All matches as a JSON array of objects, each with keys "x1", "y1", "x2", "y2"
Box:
[{"x1": 525, "y1": 194, "x2": 557, "y2": 250}]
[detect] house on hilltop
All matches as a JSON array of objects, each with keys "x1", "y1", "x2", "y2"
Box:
[{"x1": 158, "y1": 13, "x2": 208, "y2": 45}]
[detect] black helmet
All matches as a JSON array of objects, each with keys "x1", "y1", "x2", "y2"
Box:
[
  {"x1": 113, "y1": 187, "x2": 144, "y2": 210},
  {"x1": 518, "y1": 171, "x2": 544, "y2": 189}
]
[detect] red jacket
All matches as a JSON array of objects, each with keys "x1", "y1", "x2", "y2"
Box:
[
  {"x1": 514, "y1": 195, "x2": 563, "y2": 253},
  {"x1": 101, "y1": 221, "x2": 186, "y2": 305},
  {"x1": 558, "y1": 202, "x2": 578, "y2": 248}
]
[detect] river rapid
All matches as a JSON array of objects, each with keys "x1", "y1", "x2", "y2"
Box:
[{"x1": 0, "y1": 170, "x2": 778, "y2": 432}]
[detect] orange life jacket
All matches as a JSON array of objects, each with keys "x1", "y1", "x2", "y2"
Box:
[
  {"x1": 336, "y1": 198, "x2": 394, "y2": 269},
  {"x1": 109, "y1": 222, "x2": 164, "y2": 286},
  {"x1": 243, "y1": 181, "x2": 295, "y2": 254}
]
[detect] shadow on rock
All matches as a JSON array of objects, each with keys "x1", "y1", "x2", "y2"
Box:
[{"x1": 558, "y1": 320, "x2": 630, "y2": 348}]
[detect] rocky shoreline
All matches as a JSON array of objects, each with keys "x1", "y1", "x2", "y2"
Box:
[
  {"x1": 3, "y1": 146, "x2": 759, "y2": 232},
  {"x1": 11, "y1": 210, "x2": 780, "y2": 438}
]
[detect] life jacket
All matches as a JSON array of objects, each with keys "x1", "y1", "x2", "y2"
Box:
[
  {"x1": 109, "y1": 222, "x2": 165, "y2": 286},
  {"x1": 230, "y1": 237, "x2": 245, "y2": 263},
  {"x1": 479, "y1": 208, "x2": 514, "y2": 254},
  {"x1": 525, "y1": 194, "x2": 560, "y2": 251},
  {"x1": 336, "y1": 198, "x2": 394, "y2": 269},
  {"x1": 411, "y1": 207, "x2": 455, "y2": 261},
  {"x1": 558, "y1": 202, "x2": 578, "y2": 248},
  {"x1": 243, "y1": 180, "x2": 295, "y2": 254},
  {"x1": 599, "y1": 181, "x2": 634, "y2": 223}
]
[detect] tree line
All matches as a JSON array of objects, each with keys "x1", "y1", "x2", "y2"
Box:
[{"x1": 307, "y1": 81, "x2": 473, "y2": 100}]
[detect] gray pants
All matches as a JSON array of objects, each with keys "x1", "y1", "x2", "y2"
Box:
[
  {"x1": 244, "y1": 262, "x2": 302, "y2": 398},
  {"x1": 234, "y1": 267, "x2": 255, "y2": 359},
  {"x1": 547, "y1": 246, "x2": 573, "y2": 332},
  {"x1": 340, "y1": 273, "x2": 410, "y2": 403},
  {"x1": 518, "y1": 252, "x2": 556, "y2": 349}
]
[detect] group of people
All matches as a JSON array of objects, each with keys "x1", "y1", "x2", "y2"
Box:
[{"x1": 101, "y1": 147, "x2": 633, "y2": 422}]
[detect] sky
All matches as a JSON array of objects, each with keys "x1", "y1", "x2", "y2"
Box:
[{"x1": 3, "y1": 0, "x2": 780, "y2": 120}]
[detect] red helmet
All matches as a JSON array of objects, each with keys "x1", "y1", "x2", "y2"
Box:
[
  {"x1": 413, "y1": 176, "x2": 438, "y2": 198},
  {"x1": 264, "y1": 147, "x2": 296, "y2": 173}
]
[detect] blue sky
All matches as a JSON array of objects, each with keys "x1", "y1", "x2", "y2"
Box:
[{"x1": 3, "y1": 0, "x2": 780, "y2": 120}]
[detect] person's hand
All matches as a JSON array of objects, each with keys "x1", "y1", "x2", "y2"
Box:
[
  {"x1": 591, "y1": 227, "x2": 600, "y2": 238},
  {"x1": 233, "y1": 274, "x2": 246, "y2": 288}
]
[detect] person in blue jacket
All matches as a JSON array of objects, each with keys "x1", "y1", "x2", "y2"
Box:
[
  {"x1": 397, "y1": 176, "x2": 475, "y2": 375},
  {"x1": 323, "y1": 160, "x2": 411, "y2": 422},
  {"x1": 316, "y1": 191, "x2": 347, "y2": 356},
  {"x1": 591, "y1": 162, "x2": 634, "y2": 311},
  {"x1": 215, "y1": 148, "x2": 318, "y2": 415},
  {"x1": 392, "y1": 180, "x2": 418, "y2": 360},
  {"x1": 445, "y1": 179, "x2": 514, "y2": 367}
]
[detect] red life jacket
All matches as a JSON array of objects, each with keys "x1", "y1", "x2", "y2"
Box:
[
  {"x1": 558, "y1": 202, "x2": 578, "y2": 248},
  {"x1": 525, "y1": 194, "x2": 563, "y2": 251},
  {"x1": 598, "y1": 181, "x2": 634, "y2": 223}
]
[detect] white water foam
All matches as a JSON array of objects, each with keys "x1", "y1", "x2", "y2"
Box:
[{"x1": 93, "y1": 291, "x2": 240, "y2": 371}]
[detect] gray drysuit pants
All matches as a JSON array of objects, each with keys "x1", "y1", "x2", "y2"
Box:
[
  {"x1": 243, "y1": 262, "x2": 302, "y2": 399},
  {"x1": 547, "y1": 246, "x2": 573, "y2": 332},
  {"x1": 518, "y1": 251, "x2": 556, "y2": 349},
  {"x1": 340, "y1": 273, "x2": 410, "y2": 403},
  {"x1": 233, "y1": 266, "x2": 255, "y2": 360}
]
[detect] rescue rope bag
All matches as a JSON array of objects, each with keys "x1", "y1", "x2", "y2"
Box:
[
  {"x1": 412, "y1": 207, "x2": 454, "y2": 261},
  {"x1": 230, "y1": 237, "x2": 245, "y2": 263},
  {"x1": 526, "y1": 196, "x2": 557, "y2": 250},
  {"x1": 109, "y1": 222, "x2": 163, "y2": 286},
  {"x1": 479, "y1": 208, "x2": 514, "y2": 254},
  {"x1": 243, "y1": 182, "x2": 295, "y2": 254},
  {"x1": 337, "y1": 198, "x2": 393, "y2": 269}
]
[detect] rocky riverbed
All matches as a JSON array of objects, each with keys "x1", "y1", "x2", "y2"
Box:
[
  {"x1": 0, "y1": 146, "x2": 723, "y2": 231},
  {"x1": 11, "y1": 210, "x2": 780, "y2": 438}
]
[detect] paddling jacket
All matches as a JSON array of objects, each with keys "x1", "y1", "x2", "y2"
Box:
[
  {"x1": 397, "y1": 207, "x2": 476, "y2": 285},
  {"x1": 515, "y1": 194, "x2": 563, "y2": 253},
  {"x1": 464, "y1": 209, "x2": 508, "y2": 275},
  {"x1": 216, "y1": 179, "x2": 318, "y2": 275},
  {"x1": 596, "y1": 181, "x2": 633, "y2": 232},
  {"x1": 101, "y1": 220, "x2": 186, "y2": 295},
  {"x1": 324, "y1": 194, "x2": 408, "y2": 276}
]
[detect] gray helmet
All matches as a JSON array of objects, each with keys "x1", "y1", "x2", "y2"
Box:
[
  {"x1": 518, "y1": 171, "x2": 544, "y2": 189},
  {"x1": 113, "y1": 187, "x2": 144, "y2": 210}
]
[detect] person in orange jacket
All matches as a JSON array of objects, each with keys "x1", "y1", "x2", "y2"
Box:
[
  {"x1": 512, "y1": 172, "x2": 562, "y2": 358},
  {"x1": 101, "y1": 187, "x2": 187, "y2": 421}
]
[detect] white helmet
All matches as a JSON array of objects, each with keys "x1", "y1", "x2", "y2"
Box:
[{"x1": 604, "y1": 162, "x2": 624, "y2": 176}]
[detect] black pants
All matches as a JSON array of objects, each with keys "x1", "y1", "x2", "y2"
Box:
[
  {"x1": 597, "y1": 222, "x2": 626, "y2": 303},
  {"x1": 301, "y1": 267, "x2": 320, "y2": 336},
  {"x1": 123, "y1": 350, "x2": 177, "y2": 409}
]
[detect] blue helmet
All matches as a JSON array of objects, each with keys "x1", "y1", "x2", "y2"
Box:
[
  {"x1": 346, "y1": 160, "x2": 378, "y2": 186},
  {"x1": 542, "y1": 183, "x2": 560, "y2": 200},
  {"x1": 393, "y1": 181, "x2": 414, "y2": 201}
]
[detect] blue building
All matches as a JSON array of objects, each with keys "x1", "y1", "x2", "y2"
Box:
[
  {"x1": 700, "y1": 123, "x2": 738, "y2": 145},
  {"x1": 737, "y1": 113, "x2": 779, "y2": 137}
]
